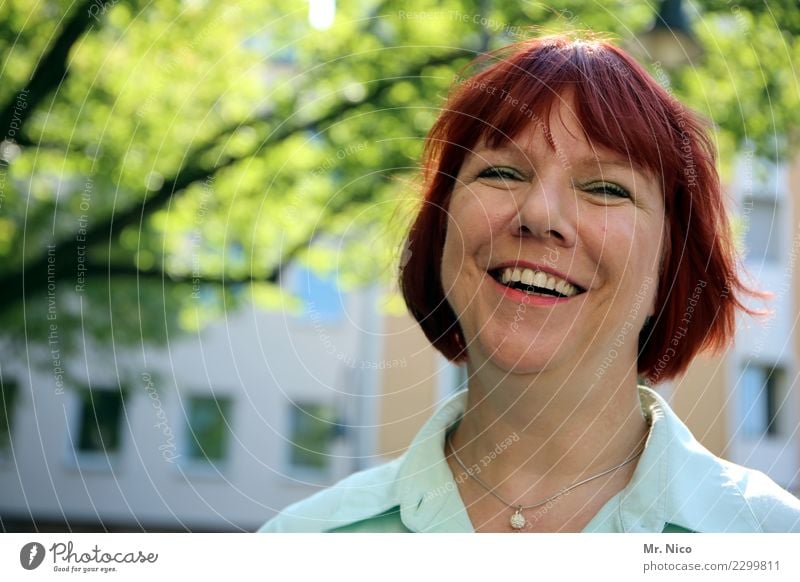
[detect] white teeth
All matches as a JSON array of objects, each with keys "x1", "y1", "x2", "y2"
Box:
[
  {"x1": 495, "y1": 267, "x2": 580, "y2": 297},
  {"x1": 521, "y1": 269, "x2": 534, "y2": 285}
]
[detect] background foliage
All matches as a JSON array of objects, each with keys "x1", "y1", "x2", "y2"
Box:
[{"x1": 0, "y1": 0, "x2": 797, "y2": 367}]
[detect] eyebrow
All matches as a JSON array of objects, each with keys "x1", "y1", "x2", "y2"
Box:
[
  {"x1": 572, "y1": 156, "x2": 650, "y2": 175},
  {"x1": 470, "y1": 144, "x2": 647, "y2": 174}
]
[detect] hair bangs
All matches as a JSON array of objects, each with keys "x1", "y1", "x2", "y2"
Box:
[{"x1": 454, "y1": 41, "x2": 681, "y2": 190}]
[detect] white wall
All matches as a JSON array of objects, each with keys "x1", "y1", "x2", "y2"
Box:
[{"x1": 0, "y1": 281, "x2": 382, "y2": 531}]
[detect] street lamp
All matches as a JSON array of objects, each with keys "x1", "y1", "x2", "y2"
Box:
[{"x1": 636, "y1": 0, "x2": 703, "y2": 68}]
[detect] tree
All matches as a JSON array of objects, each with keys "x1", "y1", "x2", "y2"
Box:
[{"x1": 0, "y1": 0, "x2": 796, "y2": 369}]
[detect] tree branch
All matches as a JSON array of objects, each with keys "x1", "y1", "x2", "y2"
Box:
[
  {"x1": 0, "y1": 0, "x2": 116, "y2": 144},
  {"x1": 0, "y1": 49, "x2": 466, "y2": 313},
  {"x1": 86, "y1": 230, "x2": 321, "y2": 286}
]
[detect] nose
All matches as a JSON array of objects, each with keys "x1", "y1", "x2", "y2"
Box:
[{"x1": 509, "y1": 178, "x2": 577, "y2": 247}]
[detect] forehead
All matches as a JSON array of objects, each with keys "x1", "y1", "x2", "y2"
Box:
[
  {"x1": 465, "y1": 64, "x2": 673, "y2": 183},
  {"x1": 475, "y1": 100, "x2": 653, "y2": 176}
]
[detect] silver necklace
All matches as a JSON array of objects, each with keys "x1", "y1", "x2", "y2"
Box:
[{"x1": 446, "y1": 431, "x2": 645, "y2": 530}]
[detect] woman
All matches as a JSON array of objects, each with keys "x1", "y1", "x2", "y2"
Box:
[{"x1": 260, "y1": 34, "x2": 800, "y2": 532}]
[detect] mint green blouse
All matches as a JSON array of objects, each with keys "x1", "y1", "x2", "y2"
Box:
[{"x1": 259, "y1": 387, "x2": 800, "y2": 533}]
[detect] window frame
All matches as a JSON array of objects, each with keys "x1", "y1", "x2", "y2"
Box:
[
  {"x1": 67, "y1": 385, "x2": 128, "y2": 470},
  {"x1": 739, "y1": 361, "x2": 786, "y2": 440},
  {"x1": 285, "y1": 399, "x2": 343, "y2": 479},
  {"x1": 179, "y1": 393, "x2": 234, "y2": 474},
  {"x1": 0, "y1": 378, "x2": 19, "y2": 464}
]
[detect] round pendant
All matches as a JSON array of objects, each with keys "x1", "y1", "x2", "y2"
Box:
[{"x1": 509, "y1": 508, "x2": 526, "y2": 530}]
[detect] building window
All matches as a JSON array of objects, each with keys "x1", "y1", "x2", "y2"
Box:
[
  {"x1": 0, "y1": 379, "x2": 18, "y2": 459},
  {"x1": 740, "y1": 363, "x2": 784, "y2": 438},
  {"x1": 185, "y1": 395, "x2": 232, "y2": 463},
  {"x1": 288, "y1": 402, "x2": 341, "y2": 472},
  {"x1": 76, "y1": 388, "x2": 125, "y2": 454},
  {"x1": 742, "y1": 196, "x2": 779, "y2": 263}
]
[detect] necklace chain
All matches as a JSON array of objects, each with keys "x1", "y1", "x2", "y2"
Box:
[{"x1": 446, "y1": 431, "x2": 645, "y2": 529}]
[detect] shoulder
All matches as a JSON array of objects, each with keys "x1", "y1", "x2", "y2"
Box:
[
  {"x1": 258, "y1": 457, "x2": 405, "y2": 533},
  {"x1": 640, "y1": 386, "x2": 800, "y2": 532},
  {"x1": 720, "y1": 460, "x2": 800, "y2": 532},
  {"x1": 665, "y1": 429, "x2": 800, "y2": 532}
]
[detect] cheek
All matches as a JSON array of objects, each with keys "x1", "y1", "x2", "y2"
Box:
[
  {"x1": 596, "y1": 210, "x2": 661, "y2": 251},
  {"x1": 443, "y1": 191, "x2": 508, "y2": 259},
  {"x1": 585, "y1": 214, "x2": 663, "y2": 283},
  {"x1": 583, "y1": 218, "x2": 636, "y2": 262}
]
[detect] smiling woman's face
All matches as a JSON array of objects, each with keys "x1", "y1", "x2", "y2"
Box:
[{"x1": 440, "y1": 98, "x2": 666, "y2": 376}]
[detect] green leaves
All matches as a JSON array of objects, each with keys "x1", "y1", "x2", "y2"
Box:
[{"x1": 1, "y1": 0, "x2": 796, "y2": 359}]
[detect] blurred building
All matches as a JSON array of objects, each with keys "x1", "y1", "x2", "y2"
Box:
[
  {"x1": 0, "y1": 263, "x2": 458, "y2": 532},
  {"x1": 668, "y1": 148, "x2": 800, "y2": 494}
]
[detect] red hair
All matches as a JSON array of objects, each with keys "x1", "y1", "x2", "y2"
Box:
[{"x1": 399, "y1": 34, "x2": 764, "y2": 383}]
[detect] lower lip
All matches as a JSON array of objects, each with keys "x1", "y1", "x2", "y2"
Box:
[{"x1": 488, "y1": 273, "x2": 580, "y2": 305}]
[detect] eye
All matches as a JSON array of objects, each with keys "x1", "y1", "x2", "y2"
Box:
[
  {"x1": 476, "y1": 166, "x2": 525, "y2": 182},
  {"x1": 581, "y1": 181, "x2": 631, "y2": 199}
]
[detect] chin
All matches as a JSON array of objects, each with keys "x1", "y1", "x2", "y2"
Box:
[{"x1": 472, "y1": 330, "x2": 565, "y2": 376}]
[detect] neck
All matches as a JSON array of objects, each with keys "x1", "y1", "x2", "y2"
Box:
[{"x1": 448, "y1": 357, "x2": 649, "y2": 499}]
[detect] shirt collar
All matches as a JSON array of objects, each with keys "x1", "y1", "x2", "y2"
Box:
[
  {"x1": 593, "y1": 386, "x2": 668, "y2": 532},
  {"x1": 394, "y1": 390, "x2": 473, "y2": 532},
  {"x1": 620, "y1": 386, "x2": 760, "y2": 532},
  {"x1": 394, "y1": 385, "x2": 759, "y2": 533}
]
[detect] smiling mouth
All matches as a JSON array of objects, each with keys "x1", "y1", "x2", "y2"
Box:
[{"x1": 488, "y1": 267, "x2": 587, "y2": 299}]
